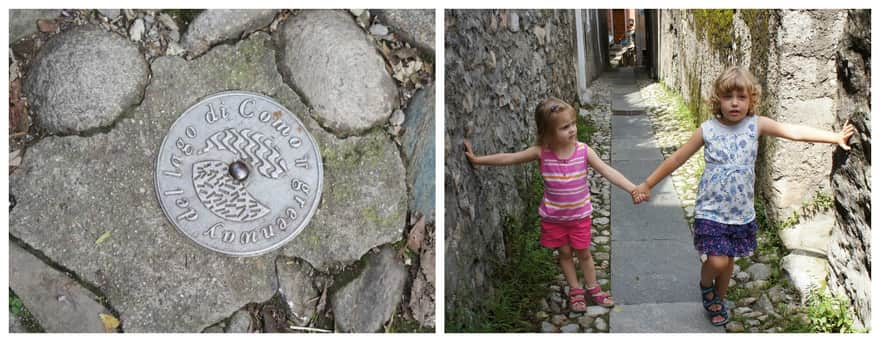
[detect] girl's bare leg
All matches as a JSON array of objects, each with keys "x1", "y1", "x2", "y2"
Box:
[
  {"x1": 701, "y1": 255, "x2": 730, "y2": 311},
  {"x1": 702, "y1": 255, "x2": 732, "y2": 324},
  {"x1": 714, "y1": 256, "x2": 735, "y2": 299},
  {"x1": 577, "y1": 248, "x2": 614, "y2": 306},
  {"x1": 575, "y1": 248, "x2": 599, "y2": 287},
  {"x1": 559, "y1": 245, "x2": 581, "y2": 289}
]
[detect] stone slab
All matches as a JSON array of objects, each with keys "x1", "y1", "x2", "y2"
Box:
[
  {"x1": 332, "y1": 246, "x2": 407, "y2": 332},
  {"x1": 780, "y1": 214, "x2": 834, "y2": 255},
  {"x1": 612, "y1": 116, "x2": 655, "y2": 138},
  {"x1": 375, "y1": 9, "x2": 435, "y2": 52},
  {"x1": 610, "y1": 302, "x2": 726, "y2": 333},
  {"x1": 401, "y1": 84, "x2": 436, "y2": 221},
  {"x1": 612, "y1": 187, "x2": 692, "y2": 241},
  {"x1": 609, "y1": 160, "x2": 677, "y2": 195},
  {"x1": 611, "y1": 137, "x2": 662, "y2": 161},
  {"x1": 181, "y1": 9, "x2": 277, "y2": 57},
  {"x1": 9, "y1": 243, "x2": 109, "y2": 333},
  {"x1": 611, "y1": 239, "x2": 703, "y2": 305}
]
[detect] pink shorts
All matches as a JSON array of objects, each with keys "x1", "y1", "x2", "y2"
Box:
[{"x1": 539, "y1": 217, "x2": 592, "y2": 250}]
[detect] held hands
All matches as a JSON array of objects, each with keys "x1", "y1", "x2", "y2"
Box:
[
  {"x1": 630, "y1": 182, "x2": 651, "y2": 204},
  {"x1": 837, "y1": 120, "x2": 856, "y2": 151}
]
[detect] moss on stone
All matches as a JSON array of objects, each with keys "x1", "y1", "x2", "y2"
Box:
[
  {"x1": 691, "y1": 9, "x2": 736, "y2": 54},
  {"x1": 740, "y1": 10, "x2": 774, "y2": 115},
  {"x1": 360, "y1": 205, "x2": 398, "y2": 228}
]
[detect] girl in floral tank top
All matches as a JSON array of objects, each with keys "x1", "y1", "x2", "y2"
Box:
[
  {"x1": 464, "y1": 97, "x2": 645, "y2": 312},
  {"x1": 632, "y1": 67, "x2": 856, "y2": 326}
]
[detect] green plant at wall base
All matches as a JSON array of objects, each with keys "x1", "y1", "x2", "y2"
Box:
[
  {"x1": 577, "y1": 110, "x2": 597, "y2": 144},
  {"x1": 658, "y1": 82, "x2": 700, "y2": 131},
  {"x1": 386, "y1": 313, "x2": 433, "y2": 333},
  {"x1": 775, "y1": 302, "x2": 812, "y2": 332},
  {"x1": 775, "y1": 191, "x2": 835, "y2": 232},
  {"x1": 447, "y1": 168, "x2": 556, "y2": 332},
  {"x1": 805, "y1": 289, "x2": 856, "y2": 333},
  {"x1": 9, "y1": 290, "x2": 23, "y2": 316},
  {"x1": 754, "y1": 198, "x2": 785, "y2": 264},
  {"x1": 800, "y1": 191, "x2": 834, "y2": 218}
]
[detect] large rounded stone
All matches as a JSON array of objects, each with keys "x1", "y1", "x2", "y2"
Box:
[
  {"x1": 181, "y1": 9, "x2": 277, "y2": 58},
  {"x1": 779, "y1": 213, "x2": 834, "y2": 255},
  {"x1": 745, "y1": 263, "x2": 772, "y2": 282},
  {"x1": 24, "y1": 26, "x2": 149, "y2": 134},
  {"x1": 782, "y1": 254, "x2": 829, "y2": 301},
  {"x1": 275, "y1": 10, "x2": 398, "y2": 137}
]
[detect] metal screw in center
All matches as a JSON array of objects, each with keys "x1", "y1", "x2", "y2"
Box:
[{"x1": 229, "y1": 161, "x2": 250, "y2": 181}]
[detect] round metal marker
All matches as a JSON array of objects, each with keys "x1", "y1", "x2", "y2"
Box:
[{"x1": 155, "y1": 91, "x2": 323, "y2": 256}]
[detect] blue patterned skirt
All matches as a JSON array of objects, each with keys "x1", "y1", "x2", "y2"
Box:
[{"x1": 693, "y1": 218, "x2": 758, "y2": 257}]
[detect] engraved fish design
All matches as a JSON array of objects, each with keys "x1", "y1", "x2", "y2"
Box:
[
  {"x1": 192, "y1": 160, "x2": 270, "y2": 222},
  {"x1": 198, "y1": 128, "x2": 289, "y2": 179}
]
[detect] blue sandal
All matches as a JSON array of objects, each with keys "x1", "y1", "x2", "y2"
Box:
[
  {"x1": 700, "y1": 282, "x2": 729, "y2": 326},
  {"x1": 699, "y1": 282, "x2": 722, "y2": 312},
  {"x1": 709, "y1": 299, "x2": 730, "y2": 326}
]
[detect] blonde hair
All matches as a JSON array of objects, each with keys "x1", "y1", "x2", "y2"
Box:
[
  {"x1": 709, "y1": 66, "x2": 762, "y2": 118},
  {"x1": 534, "y1": 97, "x2": 575, "y2": 146}
]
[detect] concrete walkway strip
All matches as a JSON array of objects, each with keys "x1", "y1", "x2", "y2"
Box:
[
  {"x1": 608, "y1": 68, "x2": 723, "y2": 333},
  {"x1": 611, "y1": 302, "x2": 723, "y2": 333}
]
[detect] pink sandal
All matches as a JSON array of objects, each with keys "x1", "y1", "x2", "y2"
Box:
[
  {"x1": 587, "y1": 285, "x2": 615, "y2": 308},
  {"x1": 568, "y1": 288, "x2": 587, "y2": 312}
]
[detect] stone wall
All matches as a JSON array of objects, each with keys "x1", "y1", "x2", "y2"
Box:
[
  {"x1": 763, "y1": 10, "x2": 847, "y2": 218},
  {"x1": 445, "y1": 9, "x2": 578, "y2": 312},
  {"x1": 828, "y1": 9, "x2": 871, "y2": 330},
  {"x1": 657, "y1": 9, "x2": 870, "y2": 326},
  {"x1": 658, "y1": 9, "x2": 851, "y2": 220}
]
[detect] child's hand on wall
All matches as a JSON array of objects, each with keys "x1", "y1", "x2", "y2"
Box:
[
  {"x1": 837, "y1": 120, "x2": 856, "y2": 151},
  {"x1": 463, "y1": 139, "x2": 479, "y2": 164}
]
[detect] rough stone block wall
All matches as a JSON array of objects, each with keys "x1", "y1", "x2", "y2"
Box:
[
  {"x1": 828, "y1": 9, "x2": 871, "y2": 330},
  {"x1": 762, "y1": 10, "x2": 847, "y2": 218},
  {"x1": 445, "y1": 9, "x2": 578, "y2": 312},
  {"x1": 659, "y1": 9, "x2": 847, "y2": 220}
]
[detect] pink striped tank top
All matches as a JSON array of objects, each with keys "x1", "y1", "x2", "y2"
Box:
[{"x1": 538, "y1": 142, "x2": 592, "y2": 222}]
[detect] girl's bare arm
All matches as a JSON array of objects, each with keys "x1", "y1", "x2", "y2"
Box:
[
  {"x1": 638, "y1": 127, "x2": 705, "y2": 194},
  {"x1": 587, "y1": 145, "x2": 637, "y2": 193},
  {"x1": 758, "y1": 116, "x2": 855, "y2": 150},
  {"x1": 464, "y1": 140, "x2": 540, "y2": 166}
]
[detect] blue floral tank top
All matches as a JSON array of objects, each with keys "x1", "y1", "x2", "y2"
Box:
[{"x1": 695, "y1": 115, "x2": 758, "y2": 224}]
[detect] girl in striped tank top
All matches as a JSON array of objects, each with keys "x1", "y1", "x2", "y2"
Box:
[{"x1": 464, "y1": 97, "x2": 646, "y2": 312}]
